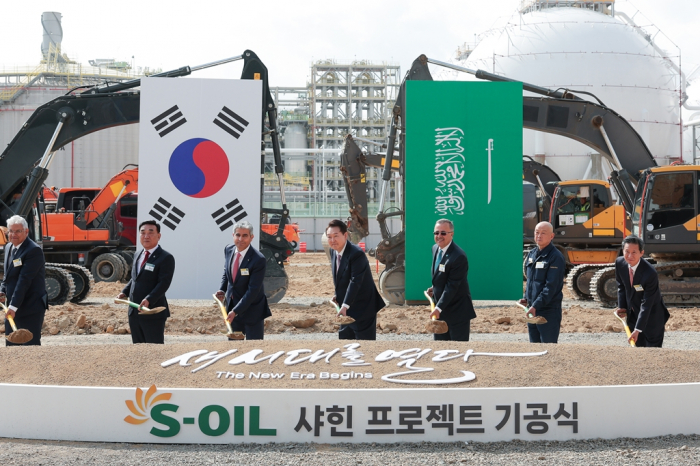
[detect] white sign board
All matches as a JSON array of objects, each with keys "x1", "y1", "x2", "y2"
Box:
[
  {"x1": 1, "y1": 383, "x2": 699, "y2": 444},
  {"x1": 138, "y1": 77, "x2": 262, "y2": 298}
]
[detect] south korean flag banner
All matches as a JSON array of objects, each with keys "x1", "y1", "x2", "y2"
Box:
[{"x1": 138, "y1": 77, "x2": 262, "y2": 299}]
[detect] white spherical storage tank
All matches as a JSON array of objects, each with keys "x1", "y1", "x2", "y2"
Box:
[{"x1": 446, "y1": 7, "x2": 681, "y2": 180}]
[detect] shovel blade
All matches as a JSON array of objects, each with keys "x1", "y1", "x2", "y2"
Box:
[
  {"x1": 426, "y1": 320, "x2": 449, "y2": 334},
  {"x1": 6, "y1": 328, "x2": 33, "y2": 344}
]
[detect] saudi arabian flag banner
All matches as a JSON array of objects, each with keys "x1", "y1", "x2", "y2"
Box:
[{"x1": 405, "y1": 81, "x2": 523, "y2": 301}]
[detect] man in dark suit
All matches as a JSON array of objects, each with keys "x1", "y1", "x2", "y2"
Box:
[
  {"x1": 615, "y1": 235, "x2": 670, "y2": 347},
  {"x1": 215, "y1": 221, "x2": 270, "y2": 340},
  {"x1": 520, "y1": 221, "x2": 566, "y2": 343},
  {"x1": 0, "y1": 215, "x2": 48, "y2": 346},
  {"x1": 426, "y1": 219, "x2": 476, "y2": 341},
  {"x1": 117, "y1": 220, "x2": 175, "y2": 344},
  {"x1": 327, "y1": 219, "x2": 385, "y2": 340}
]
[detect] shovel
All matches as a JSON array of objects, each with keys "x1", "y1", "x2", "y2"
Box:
[
  {"x1": 516, "y1": 301, "x2": 548, "y2": 325},
  {"x1": 0, "y1": 302, "x2": 33, "y2": 344},
  {"x1": 213, "y1": 294, "x2": 244, "y2": 340},
  {"x1": 113, "y1": 298, "x2": 166, "y2": 315},
  {"x1": 329, "y1": 299, "x2": 355, "y2": 325},
  {"x1": 613, "y1": 309, "x2": 636, "y2": 348},
  {"x1": 423, "y1": 290, "x2": 448, "y2": 334}
]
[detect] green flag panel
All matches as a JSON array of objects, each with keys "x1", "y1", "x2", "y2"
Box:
[{"x1": 405, "y1": 81, "x2": 523, "y2": 301}]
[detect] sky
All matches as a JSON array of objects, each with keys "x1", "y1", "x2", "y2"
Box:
[{"x1": 1, "y1": 0, "x2": 698, "y2": 87}]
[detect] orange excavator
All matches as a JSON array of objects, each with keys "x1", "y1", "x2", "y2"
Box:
[{"x1": 39, "y1": 167, "x2": 139, "y2": 302}]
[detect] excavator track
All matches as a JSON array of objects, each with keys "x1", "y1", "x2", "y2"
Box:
[
  {"x1": 48, "y1": 263, "x2": 94, "y2": 303},
  {"x1": 45, "y1": 266, "x2": 76, "y2": 306},
  {"x1": 653, "y1": 261, "x2": 700, "y2": 305},
  {"x1": 590, "y1": 261, "x2": 700, "y2": 307},
  {"x1": 590, "y1": 267, "x2": 618, "y2": 308},
  {"x1": 379, "y1": 265, "x2": 405, "y2": 305},
  {"x1": 566, "y1": 263, "x2": 613, "y2": 300}
]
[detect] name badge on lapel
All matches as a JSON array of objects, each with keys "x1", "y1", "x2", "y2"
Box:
[
  {"x1": 535, "y1": 262, "x2": 545, "y2": 269},
  {"x1": 144, "y1": 263, "x2": 155, "y2": 272},
  {"x1": 634, "y1": 284, "x2": 644, "y2": 292},
  {"x1": 438, "y1": 264, "x2": 446, "y2": 272},
  {"x1": 241, "y1": 268, "x2": 250, "y2": 276},
  {"x1": 12, "y1": 259, "x2": 22, "y2": 267}
]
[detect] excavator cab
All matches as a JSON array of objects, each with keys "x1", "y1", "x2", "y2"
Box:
[
  {"x1": 634, "y1": 166, "x2": 700, "y2": 250},
  {"x1": 550, "y1": 180, "x2": 626, "y2": 264}
]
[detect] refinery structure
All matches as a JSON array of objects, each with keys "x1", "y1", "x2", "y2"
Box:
[{"x1": 1, "y1": 1, "x2": 698, "y2": 249}]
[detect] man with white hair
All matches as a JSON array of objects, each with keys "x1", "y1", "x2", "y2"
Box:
[
  {"x1": 215, "y1": 221, "x2": 270, "y2": 340},
  {"x1": 0, "y1": 215, "x2": 47, "y2": 345}
]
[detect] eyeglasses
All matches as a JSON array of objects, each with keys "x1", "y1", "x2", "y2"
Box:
[{"x1": 434, "y1": 231, "x2": 453, "y2": 236}]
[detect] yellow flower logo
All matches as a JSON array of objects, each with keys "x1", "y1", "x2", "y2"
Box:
[{"x1": 124, "y1": 385, "x2": 172, "y2": 425}]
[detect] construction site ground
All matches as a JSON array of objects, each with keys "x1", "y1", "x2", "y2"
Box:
[{"x1": 11, "y1": 252, "x2": 698, "y2": 338}]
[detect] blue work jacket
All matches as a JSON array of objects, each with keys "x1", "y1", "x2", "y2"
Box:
[{"x1": 524, "y1": 242, "x2": 566, "y2": 312}]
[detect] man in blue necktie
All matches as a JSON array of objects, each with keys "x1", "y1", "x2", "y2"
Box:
[{"x1": 426, "y1": 219, "x2": 476, "y2": 341}]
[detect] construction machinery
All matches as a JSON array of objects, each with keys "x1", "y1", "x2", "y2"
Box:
[
  {"x1": 0, "y1": 51, "x2": 295, "y2": 305},
  {"x1": 37, "y1": 167, "x2": 139, "y2": 304},
  {"x1": 587, "y1": 165, "x2": 700, "y2": 307},
  {"x1": 340, "y1": 54, "x2": 657, "y2": 305}
]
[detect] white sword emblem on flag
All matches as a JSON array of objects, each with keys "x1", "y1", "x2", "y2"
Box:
[{"x1": 486, "y1": 139, "x2": 494, "y2": 204}]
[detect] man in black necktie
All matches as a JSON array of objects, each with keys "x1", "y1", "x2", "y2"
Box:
[
  {"x1": 0, "y1": 215, "x2": 47, "y2": 346},
  {"x1": 614, "y1": 235, "x2": 669, "y2": 347},
  {"x1": 215, "y1": 221, "x2": 270, "y2": 340},
  {"x1": 425, "y1": 219, "x2": 475, "y2": 341},
  {"x1": 327, "y1": 219, "x2": 385, "y2": 340},
  {"x1": 117, "y1": 220, "x2": 175, "y2": 344}
]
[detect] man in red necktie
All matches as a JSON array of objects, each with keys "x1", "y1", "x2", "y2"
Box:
[
  {"x1": 215, "y1": 221, "x2": 270, "y2": 340},
  {"x1": 116, "y1": 220, "x2": 175, "y2": 344},
  {"x1": 614, "y1": 235, "x2": 670, "y2": 347}
]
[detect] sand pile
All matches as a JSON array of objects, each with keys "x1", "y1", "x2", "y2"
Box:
[{"x1": 0, "y1": 341, "x2": 698, "y2": 389}]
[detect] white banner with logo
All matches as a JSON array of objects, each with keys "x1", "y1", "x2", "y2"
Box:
[
  {"x1": 0, "y1": 383, "x2": 699, "y2": 444},
  {"x1": 138, "y1": 77, "x2": 262, "y2": 298}
]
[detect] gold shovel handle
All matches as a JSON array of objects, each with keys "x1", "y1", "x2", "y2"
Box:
[
  {"x1": 213, "y1": 294, "x2": 235, "y2": 334},
  {"x1": 613, "y1": 310, "x2": 636, "y2": 348},
  {"x1": 423, "y1": 290, "x2": 439, "y2": 320},
  {"x1": 0, "y1": 302, "x2": 18, "y2": 332}
]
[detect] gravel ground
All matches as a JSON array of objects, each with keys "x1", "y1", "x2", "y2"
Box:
[{"x1": 0, "y1": 436, "x2": 699, "y2": 465}]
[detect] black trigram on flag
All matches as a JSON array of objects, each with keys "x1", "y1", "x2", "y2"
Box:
[
  {"x1": 213, "y1": 106, "x2": 249, "y2": 139},
  {"x1": 151, "y1": 105, "x2": 187, "y2": 137},
  {"x1": 211, "y1": 199, "x2": 248, "y2": 231},
  {"x1": 149, "y1": 197, "x2": 186, "y2": 231}
]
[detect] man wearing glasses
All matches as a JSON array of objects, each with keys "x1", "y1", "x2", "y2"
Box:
[
  {"x1": 117, "y1": 220, "x2": 175, "y2": 344},
  {"x1": 0, "y1": 215, "x2": 47, "y2": 345},
  {"x1": 426, "y1": 218, "x2": 476, "y2": 341},
  {"x1": 519, "y1": 221, "x2": 565, "y2": 343}
]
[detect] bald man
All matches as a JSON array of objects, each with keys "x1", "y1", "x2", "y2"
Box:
[{"x1": 519, "y1": 222, "x2": 566, "y2": 343}]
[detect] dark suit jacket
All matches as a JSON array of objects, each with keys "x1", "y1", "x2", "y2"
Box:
[
  {"x1": 331, "y1": 241, "x2": 385, "y2": 321},
  {"x1": 1, "y1": 239, "x2": 47, "y2": 316},
  {"x1": 121, "y1": 245, "x2": 175, "y2": 319},
  {"x1": 432, "y1": 241, "x2": 476, "y2": 325},
  {"x1": 616, "y1": 256, "x2": 669, "y2": 339},
  {"x1": 219, "y1": 245, "x2": 271, "y2": 325}
]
